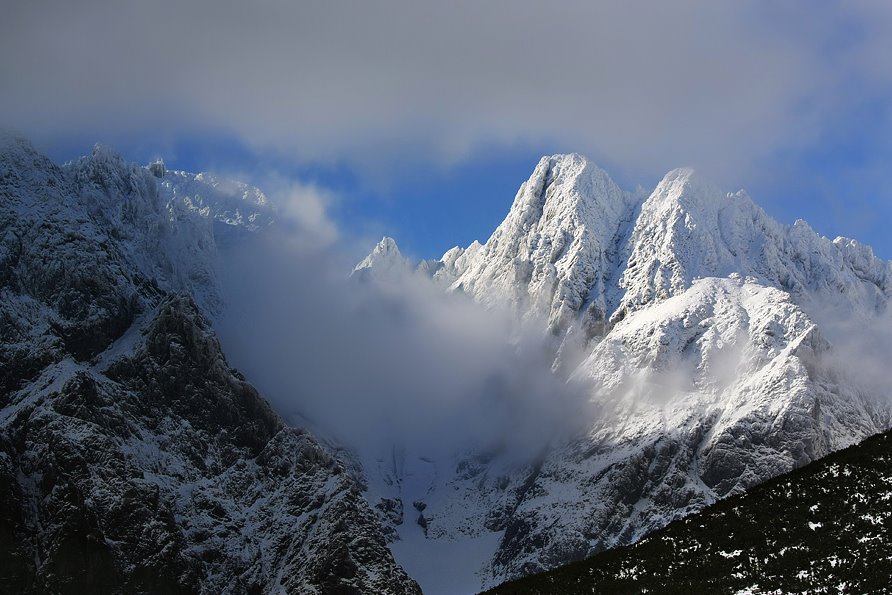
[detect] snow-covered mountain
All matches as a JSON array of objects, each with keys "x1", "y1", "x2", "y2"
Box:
[
  {"x1": 5, "y1": 130, "x2": 889, "y2": 593},
  {"x1": 0, "y1": 134, "x2": 419, "y2": 594},
  {"x1": 352, "y1": 236, "x2": 410, "y2": 281},
  {"x1": 444, "y1": 154, "x2": 642, "y2": 339},
  {"x1": 436, "y1": 156, "x2": 889, "y2": 352},
  {"x1": 360, "y1": 154, "x2": 892, "y2": 589}
]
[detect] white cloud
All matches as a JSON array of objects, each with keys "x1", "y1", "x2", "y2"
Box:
[
  {"x1": 2, "y1": 1, "x2": 891, "y2": 186},
  {"x1": 274, "y1": 180, "x2": 340, "y2": 248}
]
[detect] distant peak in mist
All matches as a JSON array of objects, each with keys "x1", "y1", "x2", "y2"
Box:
[{"x1": 352, "y1": 236, "x2": 410, "y2": 277}]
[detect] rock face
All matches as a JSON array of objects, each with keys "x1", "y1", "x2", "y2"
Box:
[
  {"x1": 472, "y1": 277, "x2": 888, "y2": 582},
  {"x1": 358, "y1": 154, "x2": 892, "y2": 589},
  {"x1": 437, "y1": 157, "x2": 891, "y2": 345},
  {"x1": 0, "y1": 135, "x2": 419, "y2": 595},
  {"x1": 8, "y1": 130, "x2": 890, "y2": 593}
]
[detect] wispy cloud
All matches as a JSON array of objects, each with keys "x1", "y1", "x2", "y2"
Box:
[{"x1": 269, "y1": 178, "x2": 340, "y2": 249}]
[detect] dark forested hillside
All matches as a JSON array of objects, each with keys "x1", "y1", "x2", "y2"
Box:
[{"x1": 485, "y1": 428, "x2": 892, "y2": 594}]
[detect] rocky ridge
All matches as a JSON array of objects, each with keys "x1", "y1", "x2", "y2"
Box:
[{"x1": 0, "y1": 135, "x2": 419, "y2": 594}]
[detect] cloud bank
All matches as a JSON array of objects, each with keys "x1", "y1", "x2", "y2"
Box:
[
  {"x1": 215, "y1": 216, "x2": 588, "y2": 459},
  {"x1": 4, "y1": 1, "x2": 892, "y2": 183}
]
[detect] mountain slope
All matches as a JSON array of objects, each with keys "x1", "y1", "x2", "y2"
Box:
[
  {"x1": 0, "y1": 297, "x2": 419, "y2": 594},
  {"x1": 358, "y1": 154, "x2": 892, "y2": 590},
  {"x1": 485, "y1": 426, "x2": 892, "y2": 594},
  {"x1": 472, "y1": 276, "x2": 887, "y2": 581},
  {"x1": 404, "y1": 277, "x2": 888, "y2": 586},
  {"x1": 0, "y1": 135, "x2": 419, "y2": 594}
]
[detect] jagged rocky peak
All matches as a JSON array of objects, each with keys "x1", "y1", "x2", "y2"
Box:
[
  {"x1": 0, "y1": 131, "x2": 48, "y2": 167},
  {"x1": 446, "y1": 153, "x2": 640, "y2": 339},
  {"x1": 353, "y1": 236, "x2": 410, "y2": 279},
  {"x1": 615, "y1": 165, "x2": 892, "y2": 323},
  {"x1": 0, "y1": 134, "x2": 70, "y2": 203},
  {"x1": 488, "y1": 153, "x2": 635, "y2": 244},
  {"x1": 614, "y1": 167, "x2": 767, "y2": 318},
  {"x1": 517, "y1": 153, "x2": 628, "y2": 213},
  {"x1": 3, "y1": 134, "x2": 276, "y2": 313},
  {"x1": 646, "y1": 166, "x2": 725, "y2": 209},
  {"x1": 353, "y1": 151, "x2": 890, "y2": 350},
  {"x1": 353, "y1": 152, "x2": 892, "y2": 591},
  {"x1": 430, "y1": 240, "x2": 483, "y2": 285},
  {"x1": 355, "y1": 235, "x2": 487, "y2": 288},
  {"x1": 441, "y1": 245, "x2": 467, "y2": 268},
  {"x1": 149, "y1": 159, "x2": 166, "y2": 178}
]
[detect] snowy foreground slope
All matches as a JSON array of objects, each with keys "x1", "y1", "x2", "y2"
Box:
[
  {"x1": 358, "y1": 154, "x2": 892, "y2": 590},
  {"x1": 0, "y1": 135, "x2": 419, "y2": 594}
]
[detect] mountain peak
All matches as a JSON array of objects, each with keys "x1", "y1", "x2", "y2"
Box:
[
  {"x1": 448, "y1": 153, "x2": 640, "y2": 333},
  {"x1": 662, "y1": 165, "x2": 697, "y2": 181},
  {"x1": 647, "y1": 166, "x2": 726, "y2": 210},
  {"x1": 368, "y1": 236, "x2": 402, "y2": 261},
  {"x1": 521, "y1": 153, "x2": 619, "y2": 212},
  {"x1": 353, "y1": 236, "x2": 409, "y2": 276},
  {"x1": 542, "y1": 152, "x2": 591, "y2": 169},
  {"x1": 0, "y1": 130, "x2": 37, "y2": 155},
  {"x1": 0, "y1": 132, "x2": 56, "y2": 177},
  {"x1": 378, "y1": 235, "x2": 400, "y2": 251},
  {"x1": 505, "y1": 153, "x2": 631, "y2": 224},
  {"x1": 90, "y1": 142, "x2": 125, "y2": 161}
]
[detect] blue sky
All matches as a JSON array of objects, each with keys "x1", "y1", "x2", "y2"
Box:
[{"x1": 5, "y1": 1, "x2": 892, "y2": 260}]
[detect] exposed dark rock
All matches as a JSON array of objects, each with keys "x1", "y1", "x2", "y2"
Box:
[{"x1": 0, "y1": 137, "x2": 420, "y2": 595}]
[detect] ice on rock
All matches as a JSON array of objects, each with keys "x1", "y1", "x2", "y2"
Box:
[{"x1": 448, "y1": 154, "x2": 641, "y2": 337}]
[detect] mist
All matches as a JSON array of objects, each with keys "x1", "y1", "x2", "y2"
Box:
[
  {"x1": 215, "y1": 225, "x2": 590, "y2": 463},
  {"x1": 803, "y1": 294, "x2": 892, "y2": 412}
]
